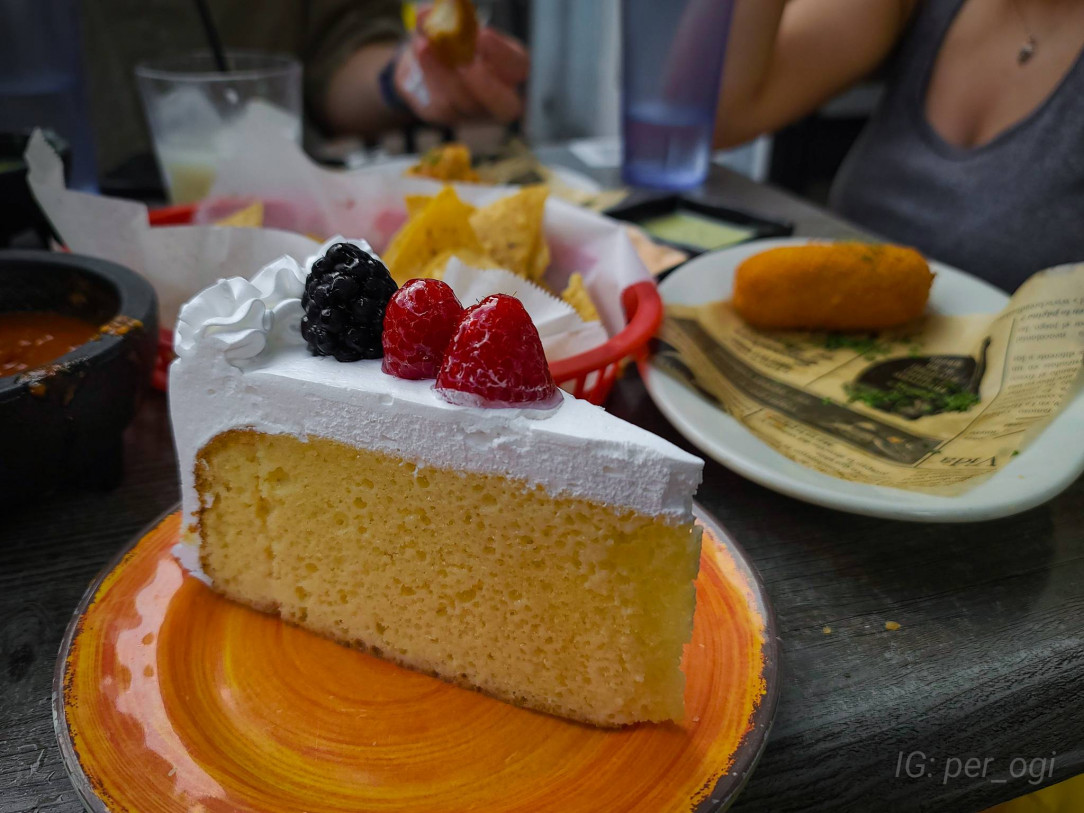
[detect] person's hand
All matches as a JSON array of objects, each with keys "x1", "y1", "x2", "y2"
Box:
[{"x1": 393, "y1": 21, "x2": 529, "y2": 126}]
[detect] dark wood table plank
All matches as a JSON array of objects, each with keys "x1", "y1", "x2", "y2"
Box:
[
  {"x1": 1, "y1": 394, "x2": 180, "y2": 813},
  {"x1": 2, "y1": 161, "x2": 1081, "y2": 813}
]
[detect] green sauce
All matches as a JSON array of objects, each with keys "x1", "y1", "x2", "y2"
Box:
[{"x1": 640, "y1": 211, "x2": 753, "y2": 250}]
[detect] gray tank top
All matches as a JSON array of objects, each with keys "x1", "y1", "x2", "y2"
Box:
[{"x1": 829, "y1": 0, "x2": 1084, "y2": 292}]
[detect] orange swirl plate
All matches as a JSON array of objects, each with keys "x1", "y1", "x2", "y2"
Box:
[{"x1": 56, "y1": 507, "x2": 776, "y2": 812}]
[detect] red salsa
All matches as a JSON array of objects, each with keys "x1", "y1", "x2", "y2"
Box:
[{"x1": 0, "y1": 311, "x2": 100, "y2": 378}]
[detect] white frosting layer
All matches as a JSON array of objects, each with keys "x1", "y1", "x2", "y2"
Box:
[
  {"x1": 174, "y1": 237, "x2": 337, "y2": 363},
  {"x1": 170, "y1": 242, "x2": 703, "y2": 533}
]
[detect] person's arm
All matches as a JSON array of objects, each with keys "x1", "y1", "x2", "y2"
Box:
[
  {"x1": 389, "y1": 26, "x2": 528, "y2": 126},
  {"x1": 715, "y1": 0, "x2": 918, "y2": 148},
  {"x1": 322, "y1": 40, "x2": 413, "y2": 136},
  {"x1": 321, "y1": 29, "x2": 528, "y2": 136},
  {"x1": 311, "y1": 0, "x2": 528, "y2": 138},
  {"x1": 303, "y1": 0, "x2": 407, "y2": 136}
]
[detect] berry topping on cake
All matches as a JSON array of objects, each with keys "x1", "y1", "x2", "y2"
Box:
[
  {"x1": 436, "y1": 294, "x2": 562, "y2": 409},
  {"x1": 301, "y1": 243, "x2": 398, "y2": 362},
  {"x1": 382, "y1": 278, "x2": 465, "y2": 379}
]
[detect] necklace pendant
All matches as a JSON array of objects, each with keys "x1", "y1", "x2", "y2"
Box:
[{"x1": 1018, "y1": 36, "x2": 1037, "y2": 65}]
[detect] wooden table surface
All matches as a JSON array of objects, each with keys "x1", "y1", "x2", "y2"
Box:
[{"x1": 2, "y1": 160, "x2": 1082, "y2": 813}]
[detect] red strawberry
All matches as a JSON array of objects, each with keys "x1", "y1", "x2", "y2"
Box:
[
  {"x1": 382, "y1": 278, "x2": 464, "y2": 379},
  {"x1": 436, "y1": 294, "x2": 562, "y2": 409}
]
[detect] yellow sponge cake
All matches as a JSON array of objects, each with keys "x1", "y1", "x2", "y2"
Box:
[{"x1": 170, "y1": 244, "x2": 703, "y2": 726}]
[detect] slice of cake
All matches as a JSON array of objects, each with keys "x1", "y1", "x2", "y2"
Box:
[{"x1": 170, "y1": 241, "x2": 704, "y2": 726}]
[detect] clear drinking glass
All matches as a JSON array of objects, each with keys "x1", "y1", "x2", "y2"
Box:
[
  {"x1": 621, "y1": 0, "x2": 734, "y2": 190},
  {"x1": 136, "y1": 51, "x2": 302, "y2": 204}
]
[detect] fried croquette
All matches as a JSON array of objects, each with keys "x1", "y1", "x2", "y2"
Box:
[{"x1": 732, "y1": 242, "x2": 934, "y2": 330}]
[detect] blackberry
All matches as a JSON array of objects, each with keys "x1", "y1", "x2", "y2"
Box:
[{"x1": 300, "y1": 243, "x2": 398, "y2": 361}]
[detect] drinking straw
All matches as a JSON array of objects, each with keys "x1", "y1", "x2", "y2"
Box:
[{"x1": 192, "y1": 0, "x2": 230, "y2": 72}]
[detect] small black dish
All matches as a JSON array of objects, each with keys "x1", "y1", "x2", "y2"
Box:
[
  {"x1": 606, "y1": 193, "x2": 793, "y2": 258},
  {"x1": 0, "y1": 251, "x2": 159, "y2": 507}
]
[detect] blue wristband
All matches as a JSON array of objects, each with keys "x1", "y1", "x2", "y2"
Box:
[{"x1": 378, "y1": 49, "x2": 415, "y2": 115}]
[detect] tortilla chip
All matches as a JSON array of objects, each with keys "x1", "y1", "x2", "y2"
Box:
[
  {"x1": 215, "y1": 200, "x2": 264, "y2": 228},
  {"x1": 529, "y1": 229, "x2": 551, "y2": 282},
  {"x1": 625, "y1": 226, "x2": 688, "y2": 276},
  {"x1": 383, "y1": 186, "x2": 483, "y2": 286},
  {"x1": 405, "y1": 193, "x2": 474, "y2": 220},
  {"x1": 560, "y1": 273, "x2": 600, "y2": 322},
  {"x1": 404, "y1": 195, "x2": 433, "y2": 219},
  {"x1": 421, "y1": 247, "x2": 502, "y2": 280},
  {"x1": 469, "y1": 185, "x2": 549, "y2": 280}
]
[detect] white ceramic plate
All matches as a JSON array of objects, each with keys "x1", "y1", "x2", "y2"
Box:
[{"x1": 644, "y1": 237, "x2": 1084, "y2": 522}]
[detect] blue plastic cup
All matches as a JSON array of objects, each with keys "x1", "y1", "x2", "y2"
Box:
[{"x1": 621, "y1": 0, "x2": 734, "y2": 190}]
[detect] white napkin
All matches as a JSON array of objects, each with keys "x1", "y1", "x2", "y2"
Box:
[{"x1": 24, "y1": 131, "x2": 320, "y2": 331}]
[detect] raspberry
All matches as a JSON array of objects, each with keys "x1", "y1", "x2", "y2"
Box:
[
  {"x1": 382, "y1": 279, "x2": 464, "y2": 379},
  {"x1": 436, "y1": 294, "x2": 562, "y2": 409},
  {"x1": 301, "y1": 242, "x2": 398, "y2": 362}
]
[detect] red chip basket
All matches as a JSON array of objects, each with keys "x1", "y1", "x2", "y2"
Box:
[{"x1": 147, "y1": 205, "x2": 663, "y2": 405}]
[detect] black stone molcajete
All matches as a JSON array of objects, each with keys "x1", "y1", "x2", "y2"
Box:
[{"x1": 0, "y1": 250, "x2": 158, "y2": 506}]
